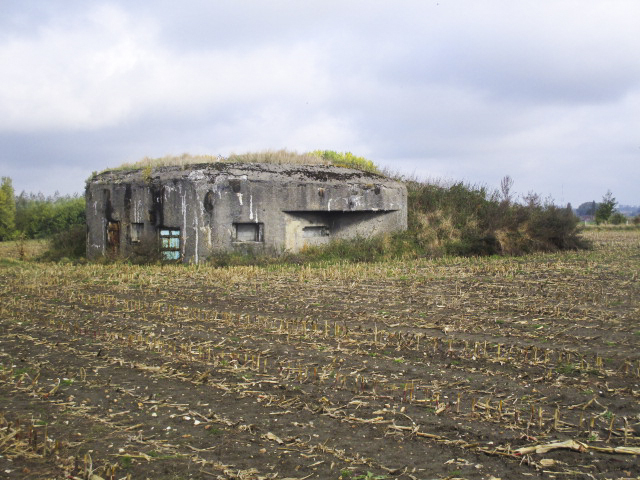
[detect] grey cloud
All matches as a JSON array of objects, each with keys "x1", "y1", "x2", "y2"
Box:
[{"x1": 1, "y1": 1, "x2": 639, "y2": 205}]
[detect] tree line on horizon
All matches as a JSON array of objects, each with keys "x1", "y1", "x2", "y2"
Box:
[
  {"x1": 574, "y1": 190, "x2": 639, "y2": 225},
  {"x1": 0, "y1": 177, "x2": 85, "y2": 242}
]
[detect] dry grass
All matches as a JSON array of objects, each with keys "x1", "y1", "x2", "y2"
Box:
[
  {"x1": 110, "y1": 149, "x2": 329, "y2": 172},
  {"x1": 227, "y1": 149, "x2": 328, "y2": 166},
  {"x1": 0, "y1": 239, "x2": 49, "y2": 261}
]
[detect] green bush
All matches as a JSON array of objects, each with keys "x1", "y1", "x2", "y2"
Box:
[
  {"x1": 524, "y1": 203, "x2": 586, "y2": 251},
  {"x1": 609, "y1": 212, "x2": 627, "y2": 225},
  {"x1": 39, "y1": 224, "x2": 86, "y2": 261},
  {"x1": 311, "y1": 150, "x2": 381, "y2": 174}
]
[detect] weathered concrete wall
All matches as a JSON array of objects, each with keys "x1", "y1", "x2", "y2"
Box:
[{"x1": 86, "y1": 163, "x2": 407, "y2": 262}]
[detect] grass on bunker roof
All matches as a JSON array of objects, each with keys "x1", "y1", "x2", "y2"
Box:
[{"x1": 98, "y1": 149, "x2": 381, "y2": 176}]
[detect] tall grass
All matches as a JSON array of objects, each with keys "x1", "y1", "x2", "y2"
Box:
[
  {"x1": 227, "y1": 150, "x2": 327, "y2": 166},
  {"x1": 100, "y1": 149, "x2": 380, "y2": 174},
  {"x1": 404, "y1": 180, "x2": 586, "y2": 257}
]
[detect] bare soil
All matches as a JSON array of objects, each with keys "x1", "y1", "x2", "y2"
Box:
[{"x1": 1, "y1": 229, "x2": 639, "y2": 479}]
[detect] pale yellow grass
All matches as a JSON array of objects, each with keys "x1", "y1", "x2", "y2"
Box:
[
  {"x1": 0, "y1": 239, "x2": 49, "y2": 260},
  {"x1": 111, "y1": 149, "x2": 328, "y2": 172}
]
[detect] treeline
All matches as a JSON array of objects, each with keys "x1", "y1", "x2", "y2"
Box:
[
  {"x1": 15, "y1": 192, "x2": 85, "y2": 238},
  {"x1": 574, "y1": 192, "x2": 639, "y2": 225},
  {"x1": 0, "y1": 177, "x2": 85, "y2": 241}
]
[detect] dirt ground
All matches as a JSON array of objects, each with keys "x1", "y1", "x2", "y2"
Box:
[{"x1": 1, "y1": 229, "x2": 639, "y2": 480}]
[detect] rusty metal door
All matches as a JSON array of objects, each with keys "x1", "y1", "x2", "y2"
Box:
[{"x1": 107, "y1": 221, "x2": 120, "y2": 254}]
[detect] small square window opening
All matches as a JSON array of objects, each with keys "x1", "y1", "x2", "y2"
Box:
[{"x1": 233, "y1": 223, "x2": 263, "y2": 242}]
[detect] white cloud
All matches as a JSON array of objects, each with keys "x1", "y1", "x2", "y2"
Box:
[
  {"x1": 0, "y1": 4, "x2": 330, "y2": 132},
  {"x1": 0, "y1": 0, "x2": 639, "y2": 204}
]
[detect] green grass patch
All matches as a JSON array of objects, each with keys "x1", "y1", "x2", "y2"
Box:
[
  {"x1": 119, "y1": 455, "x2": 133, "y2": 469},
  {"x1": 555, "y1": 363, "x2": 578, "y2": 375}
]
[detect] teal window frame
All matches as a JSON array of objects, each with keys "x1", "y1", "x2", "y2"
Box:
[{"x1": 160, "y1": 228, "x2": 181, "y2": 260}]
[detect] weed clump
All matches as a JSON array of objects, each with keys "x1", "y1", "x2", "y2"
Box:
[
  {"x1": 405, "y1": 181, "x2": 587, "y2": 257},
  {"x1": 39, "y1": 224, "x2": 86, "y2": 262}
]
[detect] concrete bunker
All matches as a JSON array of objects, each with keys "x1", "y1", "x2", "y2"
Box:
[{"x1": 86, "y1": 163, "x2": 407, "y2": 263}]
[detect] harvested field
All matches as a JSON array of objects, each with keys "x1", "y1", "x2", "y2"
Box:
[{"x1": 1, "y1": 229, "x2": 639, "y2": 479}]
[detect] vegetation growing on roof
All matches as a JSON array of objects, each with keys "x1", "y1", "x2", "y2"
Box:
[
  {"x1": 311, "y1": 150, "x2": 381, "y2": 174},
  {"x1": 227, "y1": 150, "x2": 327, "y2": 166},
  {"x1": 97, "y1": 149, "x2": 381, "y2": 176}
]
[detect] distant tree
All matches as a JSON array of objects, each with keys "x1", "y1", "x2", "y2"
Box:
[
  {"x1": 609, "y1": 212, "x2": 627, "y2": 225},
  {"x1": 575, "y1": 201, "x2": 597, "y2": 217},
  {"x1": 0, "y1": 177, "x2": 16, "y2": 240},
  {"x1": 595, "y1": 191, "x2": 616, "y2": 225},
  {"x1": 500, "y1": 175, "x2": 514, "y2": 204}
]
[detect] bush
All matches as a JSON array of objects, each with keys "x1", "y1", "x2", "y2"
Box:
[
  {"x1": 609, "y1": 212, "x2": 627, "y2": 225},
  {"x1": 311, "y1": 150, "x2": 381, "y2": 174},
  {"x1": 399, "y1": 178, "x2": 586, "y2": 257},
  {"x1": 39, "y1": 224, "x2": 86, "y2": 261},
  {"x1": 524, "y1": 203, "x2": 586, "y2": 251},
  {"x1": 405, "y1": 180, "x2": 497, "y2": 255}
]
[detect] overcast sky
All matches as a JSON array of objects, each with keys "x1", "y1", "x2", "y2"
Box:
[{"x1": 1, "y1": 1, "x2": 639, "y2": 206}]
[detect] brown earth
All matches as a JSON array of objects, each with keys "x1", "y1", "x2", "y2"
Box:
[{"x1": 1, "y1": 229, "x2": 639, "y2": 479}]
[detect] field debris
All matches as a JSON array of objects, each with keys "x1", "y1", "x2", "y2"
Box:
[{"x1": 0, "y1": 229, "x2": 639, "y2": 479}]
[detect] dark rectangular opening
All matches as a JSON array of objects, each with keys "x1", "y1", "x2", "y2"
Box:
[
  {"x1": 303, "y1": 226, "x2": 330, "y2": 238},
  {"x1": 107, "y1": 221, "x2": 120, "y2": 254},
  {"x1": 233, "y1": 223, "x2": 263, "y2": 242}
]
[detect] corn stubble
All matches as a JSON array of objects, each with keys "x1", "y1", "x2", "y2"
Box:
[{"x1": 0, "y1": 229, "x2": 639, "y2": 479}]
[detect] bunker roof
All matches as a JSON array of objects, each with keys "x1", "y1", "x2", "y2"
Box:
[{"x1": 89, "y1": 162, "x2": 399, "y2": 186}]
